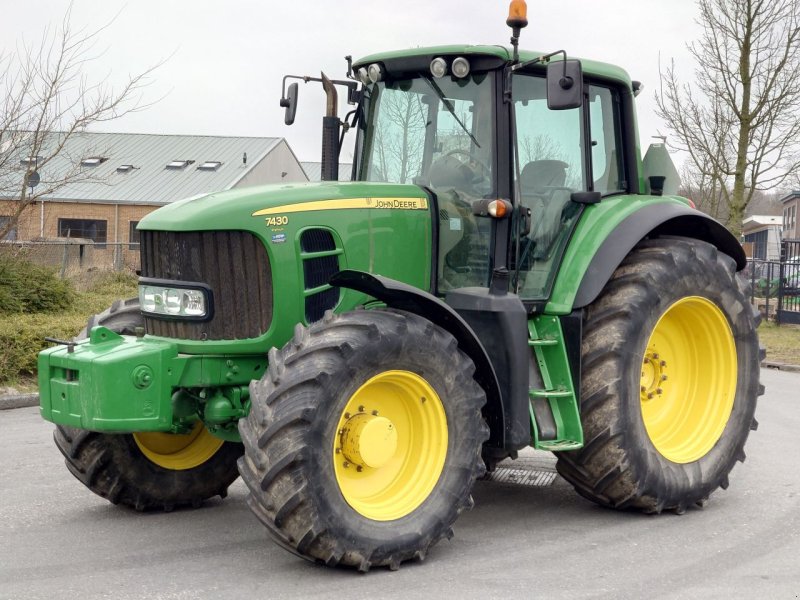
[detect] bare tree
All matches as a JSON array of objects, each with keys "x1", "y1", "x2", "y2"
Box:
[
  {"x1": 656, "y1": 0, "x2": 800, "y2": 236},
  {"x1": 0, "y1": 5, "x2": 158, "y2": 239},
  {"x1": 369, "y1": 88, "x2": 427, "y2": 184}
]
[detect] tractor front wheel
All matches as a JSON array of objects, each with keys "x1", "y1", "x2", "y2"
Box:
[
  {"x1": 238, "y1": 309, "x2": 488, "y2": 571},
  {"x1": 556, "y1": 238, "x2": 762, "y2": 513},
  {"x1": 53, "y1": 298, "x2": 242, "y2": 511}
]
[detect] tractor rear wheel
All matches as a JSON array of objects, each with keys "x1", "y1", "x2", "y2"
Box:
[
  {"x1": 53, "y1": 298, "x2": 242, "y2": 511},
  {"x1": 238, "y1": 309, "x2": 488, "y2": 571},
  {"x1": 555, "y1": 238, "x2": 762, "y2": 513}
]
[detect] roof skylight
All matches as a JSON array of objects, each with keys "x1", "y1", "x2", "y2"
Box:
[
  {"x1": 198, "y1": 161, "x2": 222, "y2": 171},
  {"x1": 81, "y1": 157, "x2": 108, "y2": 167},
  {"x1": 166, "y1": 160, "x2": 194, "y2": 170},
  {"x1": 116, "y1": 164, "x2": 135, "y2": 173}
]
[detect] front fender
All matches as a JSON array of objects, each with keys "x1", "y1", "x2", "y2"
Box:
[{"x1": 330, "y1": 270, "x2": 507, "y2": 448}]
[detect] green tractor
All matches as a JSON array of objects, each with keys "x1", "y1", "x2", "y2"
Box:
[{"x1": 39, "y1": 1, "x2": 762, "y2": 571}]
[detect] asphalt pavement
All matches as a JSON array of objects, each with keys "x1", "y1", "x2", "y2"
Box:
[{"x1": 1, "y1": 369, "x2": 798, "y2": 600}]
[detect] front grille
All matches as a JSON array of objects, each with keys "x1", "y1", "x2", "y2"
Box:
[{"x1": 140, "y1": 230, "x2": 272, "y2": 340}]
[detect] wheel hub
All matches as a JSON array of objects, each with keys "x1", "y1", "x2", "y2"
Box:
[
  {"x1": 640, "y1": 351, "x2": 668, "y2": 401},
  {"x1": 339, "y1": 412, "x2": 398, "y2": 469}
]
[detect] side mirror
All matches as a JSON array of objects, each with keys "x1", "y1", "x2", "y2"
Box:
[
  {"x1": 546, "y1": 59, "x2": 583, "y2": 110},
  {"x1": 280, "y1": 82, "x2": 298, "y2": 125}
]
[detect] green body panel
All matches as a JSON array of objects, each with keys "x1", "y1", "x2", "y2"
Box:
[
  {"x1": 140, "y1": 181, "x2": 432, "y2": 355},
  {"x1": 527, "y1": 316, "x2": 583, "y2": 451},
  {"x1": 545, "y1": 195, "x2": 690, "y2": 314},
  {"x1": 39, "y1": 326, "x2": 266, "y2": 433}
]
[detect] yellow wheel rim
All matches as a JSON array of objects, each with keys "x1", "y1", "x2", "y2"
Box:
[
  {"x1": 133, "y1": 422, "x2": 224, "y2": 470},
  {"x1": 333, "y1": 370, "x2": 448, "y2": 521},
  {"x1": 640, "y1": 296, "x2": 737, "y2": 463}
]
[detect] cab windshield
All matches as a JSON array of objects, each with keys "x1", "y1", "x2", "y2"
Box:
[{"x1": 356, "y1": 72, "x2": 496, "y2": 290}]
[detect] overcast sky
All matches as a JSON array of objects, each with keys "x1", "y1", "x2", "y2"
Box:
[{"x1": 1, "y1": 0, "x2": 701, "y2": 163}]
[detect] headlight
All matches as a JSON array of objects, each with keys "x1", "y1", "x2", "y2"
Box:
[
  {"x1": 138, "y1": 280, "x2": 212, "y2": 320},
  {"x1": 452, "y1": 57, "x2": 470, "y2": 78},
  {"x1": 367, "y1": 63, "x2": 384, "y2": 83},
  {"x1": 430, "y1": 57, "x2": 447, "y2": 78}
]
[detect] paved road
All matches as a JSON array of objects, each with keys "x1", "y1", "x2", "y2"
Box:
[{"x1": 2, "y1": 369, "x2": 799, "y2": 600}]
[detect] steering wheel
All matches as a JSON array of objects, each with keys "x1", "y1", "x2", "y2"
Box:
[{"x1": 443, "y1": 149, "x2": 491, "y2": 184}]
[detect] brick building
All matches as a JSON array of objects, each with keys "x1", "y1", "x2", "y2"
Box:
[
  {"x1": 0, "y1": 132, "x2": 307, "y2": 246},
  {"x1": 781, "y1": 190, "x2": 800, "y2": 240}
]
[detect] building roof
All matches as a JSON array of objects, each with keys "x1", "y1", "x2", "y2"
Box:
[
  {"x1": 301, "y1": 161, "x2": 353, "y2": 182},
  {"x1": 742, "y1": 215, "x2": 782, "y2": 233},
  {"x1": 2, "y1": 132, "x2": 283, "y2": 205},
  {"x1": 780, "y1": 190, "x2": 800, "y2": 204}
]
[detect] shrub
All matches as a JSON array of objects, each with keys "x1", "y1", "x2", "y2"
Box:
[
  {"x1": 0, "y1": 255, "x2": 75, "y2": 315},
  {"x1": 0, "y1": 265, "x2": 137, "y2": 385}
]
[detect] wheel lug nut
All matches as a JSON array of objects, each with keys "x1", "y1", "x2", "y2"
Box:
[
  {"x1": 641, "y1": 386, "x2": 647, "y2": 392},
  {"x1": 660, "y1": 360, "x2": 667, "y2": 367},
  {"x1": 356, "y1": 466, "x2": 363, "y2": 472},
  {"x1": 661, "y1": 375, "x2": 668, "y2": 381},
  {"x1": 647, "y1": 393, "x2": 654, "y2": 399},
  {"x1": 343, "y1": 461, "x2": 350, "y2": 469},
  {"x1": 344, "y1": 412, "x2": 350, "y2": 419},
  {"x1": 358, "y1": 405, "x2": 365, "y2": 412},
  {"x1": 656, "y1": 388, "x2": 663, "y2": 395},
  {"x1": 653, "y1": 353, "x2": 659, "y2": 359},
  {"x1": 371, "y1": 410, "x2": 379, "y2": 416}
]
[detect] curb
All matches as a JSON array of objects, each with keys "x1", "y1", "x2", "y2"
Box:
[
  {"x1": 762, "y1": 361, "x2": 800, "y2": 373},
  {"x1": 0, "y1": 394, "x2": 39, "y2": 411}
]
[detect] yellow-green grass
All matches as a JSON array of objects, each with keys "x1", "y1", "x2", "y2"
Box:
[{"x1": 758, "y1": 321, "x2": 800, "y2": 366}]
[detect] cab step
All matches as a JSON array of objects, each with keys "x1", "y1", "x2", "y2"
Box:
[{"x1": 528, "y1": 316, "x2": 583, "y2": 452}]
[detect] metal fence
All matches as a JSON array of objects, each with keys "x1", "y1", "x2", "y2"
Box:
[
  {"x1": 745, "y1": 239, "x2": 800, "y2": 325},
  {"x1": 0, "y1": 240, "x2": 140, "y2": 278}
]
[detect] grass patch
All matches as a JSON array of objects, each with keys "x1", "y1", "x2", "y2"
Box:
[
  {"x1": 0, "y1": 270, "x2": 138, "y2": 385},
  {"x1": 758, "y1": 321, "x2": 800, "y2": 366}
]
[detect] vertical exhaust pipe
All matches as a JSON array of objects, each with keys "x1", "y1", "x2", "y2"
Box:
[{"x1": 321, "y1": 72, "x2": 340, "y2": 181}]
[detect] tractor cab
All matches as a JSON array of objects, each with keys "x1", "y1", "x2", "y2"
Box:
[{"x1": 349, "y1": 48, "x2": 631, "y2": 304}]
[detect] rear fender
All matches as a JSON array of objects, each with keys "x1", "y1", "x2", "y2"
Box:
[{"x1": 550, "y1": 200, "x2": 745, "y2": 312}]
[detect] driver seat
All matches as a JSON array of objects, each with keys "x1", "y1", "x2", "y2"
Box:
[{"x1": 519, "y1": 160, "x2": 570, "y2": 259}]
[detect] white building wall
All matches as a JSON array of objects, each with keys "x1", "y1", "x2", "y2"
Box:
[{"x1": 233, "y1": 141, "x2": 308, "y2": 188}]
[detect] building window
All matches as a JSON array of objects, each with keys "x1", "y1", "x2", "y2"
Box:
[
  {"x1": 0, "y1": 216, "x2": 17, "y2": 241},
  {"x1": 58, "y1": 218, "x2": 107, "y2": 249},
  {"x1": 129, "y1": 221, "x2": 140, "y2": 250}
]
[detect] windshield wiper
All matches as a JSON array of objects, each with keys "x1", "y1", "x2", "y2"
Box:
[{"x1": 422, "y1": 77, "x2": 481, "y2": 149}]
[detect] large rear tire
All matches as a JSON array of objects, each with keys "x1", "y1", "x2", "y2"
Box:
[
  {"x1": 556, "y1": 238, "x2": 762, "y2": 513},
  {"x1": 53, "y1": 298, "x2": 242, "y2": 511},
  {"x1": 238, "y1": 309, "x2": 488, "y2": 571}
]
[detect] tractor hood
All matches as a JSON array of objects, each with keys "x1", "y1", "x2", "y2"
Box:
[{"x1": 138, "y1": 181, "x2": 430, "y2": 232}]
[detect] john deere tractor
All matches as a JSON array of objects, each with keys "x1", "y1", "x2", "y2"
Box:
[{"x1": 39, "y1": 1, "x2": 762, "y2": 571}]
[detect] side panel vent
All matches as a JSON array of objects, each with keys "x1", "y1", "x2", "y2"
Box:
[
  {"x1": 300, "y1": 228, "x2": 341, "y2": 323},
  {"x1": 300, "y1": 228, "x2": 336, "y2": 253}
]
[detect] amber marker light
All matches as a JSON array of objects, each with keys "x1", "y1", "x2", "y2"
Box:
[
  {"x1": 488, "y1": 199, "x2": 511, "y2": 218},
  {"x1": 507, "y1": 0, "x2": 528, "y2": 29}
]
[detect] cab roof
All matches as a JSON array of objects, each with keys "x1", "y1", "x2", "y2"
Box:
[{"x1": 353, "y1": 45, "x2": 632, "y2": 89}]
